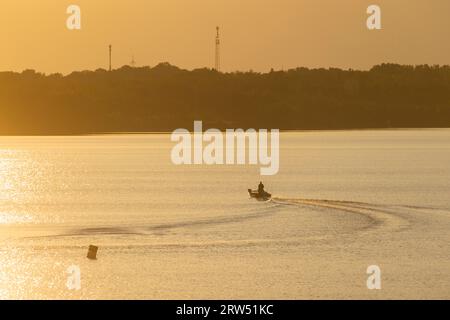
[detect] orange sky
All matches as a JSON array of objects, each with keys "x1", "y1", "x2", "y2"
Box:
[{"x1": 1, "y1": 0, "x2": 449, "y2": 74}]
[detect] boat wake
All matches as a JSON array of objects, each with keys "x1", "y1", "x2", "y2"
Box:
[
  {"x1": 24, "y1": 196, "x2": 445, "y2": 242},
  {"x1": 30, "y1": 202, "x2": 283, "y2": 238},
  {"x1": 271, "y1": 197, "x2": 414, "y2": 233}
]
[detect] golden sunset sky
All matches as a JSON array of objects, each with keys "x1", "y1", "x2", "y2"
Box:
[{"x1": 1, "y1": 0, "x2": 449, "y2": 74}]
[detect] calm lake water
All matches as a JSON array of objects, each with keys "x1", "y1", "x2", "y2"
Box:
[{"x1": 0, "y1": 130, "x2": 449, "y2": 299}]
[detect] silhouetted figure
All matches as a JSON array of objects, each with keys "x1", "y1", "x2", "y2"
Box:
[
  {"x1": 258, "y1": 181, "x2": 265, "y2": 195},
  {"x1": 248, "y1": 182, "x2": 271, "y2": 200}
]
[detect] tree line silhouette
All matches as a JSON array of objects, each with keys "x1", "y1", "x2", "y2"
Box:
[{"x1": 0, "y1": 63, "x2": 449, "y2": 134}]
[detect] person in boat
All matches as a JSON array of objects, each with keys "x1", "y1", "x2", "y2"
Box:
[{"x1": 258, "y1": 181, "x2": 265, "y2": 195}]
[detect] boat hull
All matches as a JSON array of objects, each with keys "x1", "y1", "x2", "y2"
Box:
[{"x1": 248, "y1": 189, "x2": 272, "y2": 201}]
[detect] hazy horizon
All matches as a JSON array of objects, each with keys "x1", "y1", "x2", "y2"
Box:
[{"x1": 1, "y1": 0, "x2": 449, "y2": 74}]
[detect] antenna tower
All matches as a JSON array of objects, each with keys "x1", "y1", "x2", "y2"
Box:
[
  {"x1": 215, "y1": 27, "x2": 220, "y2": 71},
  {"x1": 109, "y1": 45, "x2": 112, "y2": 71}
]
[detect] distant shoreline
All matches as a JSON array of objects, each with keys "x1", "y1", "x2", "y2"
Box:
[
  {"x1": 1, "y1": 64, "x2": 449, "y2": 134},
  {"x1": 1, "y1": 127, "x2": 449, "y2": 137}
]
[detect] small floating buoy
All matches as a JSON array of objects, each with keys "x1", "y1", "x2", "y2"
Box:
[{"x1": 87, "y1": 245, "x2": 98, "y2": 260}]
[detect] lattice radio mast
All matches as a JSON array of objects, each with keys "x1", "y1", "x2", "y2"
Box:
[
  {"x1": 109, "y1": 45, "x2": 112, "y2": 71},
  {"x1": 215, "y1": 26, "x2": 220, "y2": 71}
]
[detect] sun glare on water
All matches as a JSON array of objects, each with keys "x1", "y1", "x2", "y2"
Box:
[{"x1": 0, "y1": 147, "x2": 40, "y2": 227}]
